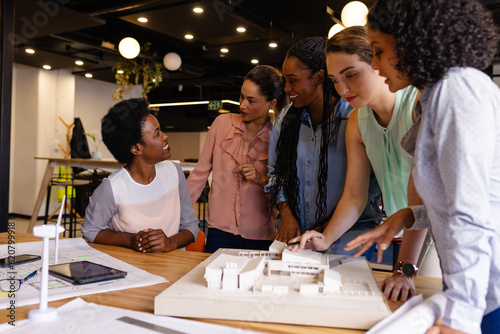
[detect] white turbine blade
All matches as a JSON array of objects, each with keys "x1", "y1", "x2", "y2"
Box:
[{"x1": 54, "y1": 195, "x2": 66, "y2": 264}]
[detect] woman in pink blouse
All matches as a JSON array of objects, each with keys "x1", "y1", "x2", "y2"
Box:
[{"x1": 187, "y1": 65, "x2": 286, "y2": 253}]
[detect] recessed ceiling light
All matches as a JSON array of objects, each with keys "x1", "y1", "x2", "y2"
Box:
[
  {"x1": 269, "y1": 42, "x2": 278, "y2": 48},
  {"x1": 236, "y1": 27, "x2": 246, "y2": 33},
  {"x1": 117, "y1": 70, "x2": 124, "y2": 74},
  {"x1": 75, "y1": 60, "x2": 84, "y2": 66},
  {"x1": 193, "y1": 7, "x2": 203, "y2": 13},
  {"x1": 42, "y1": 65, "x2": 51, "y2": 70},
  {"x1": 25, "y1": 48, "x2": 35, "y2": 54},
  {"x1": 220, "y1": 48, "x2": 229, "y2": 53},
  {"x1": 85, "y1": 73, "x2": 93, "y2": 78},
  {"x1": 137, "y1": 17, "x2": 148, "y2": 23},
  {"x1": 185, "y1": 34, "x2": 194, "y2": 40},
  {"x1": 251, "y1": 59, "x2": 259, "y2": 64}
]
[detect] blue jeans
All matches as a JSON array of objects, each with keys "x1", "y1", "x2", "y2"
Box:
[
  {"x1": 324, "y1": 220, "x2": 379, "y2": 261},
  {"x1": 482, "y1": 307, "x2": 500, "y2": 334},
  {"x1": 205, "y1": 228, "x2": 273, "y2": 253}
]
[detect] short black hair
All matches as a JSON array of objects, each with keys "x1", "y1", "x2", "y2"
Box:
[
  {"x1": 101, "y1": 98, "x2": 150, "y2": 164},
  {"x1": 367, "y1": 0, "x2": 499, "y2": 89}
]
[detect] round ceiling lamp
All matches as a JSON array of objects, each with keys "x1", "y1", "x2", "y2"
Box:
[
  {"x1": 341, "y1": 1, "x2": 369, "y2": 27},
  {"x1": 118, "y1": 37, "x2": 140, "y2": 59},
  {"x1": 328, "y1": 24, "x2": 345, "y2": 38},
  {"x1": 163, "y1": 52, "x2": 182, "y2": 71}
]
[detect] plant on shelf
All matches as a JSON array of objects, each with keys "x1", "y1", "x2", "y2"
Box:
[
  {"x1": 112, "y1": 42, "x2": 166, "y2": 104},
  {"x1": 84, "y1": 132, "x2": 103, "y2": 160}
]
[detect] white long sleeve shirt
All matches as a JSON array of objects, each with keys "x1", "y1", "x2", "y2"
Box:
[{"x1": 409, "y1": 67, "x2": 500, "y2": 334}]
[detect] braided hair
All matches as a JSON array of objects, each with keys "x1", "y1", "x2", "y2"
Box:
[{"x1": 270, "y1": 37, "x2": 341, "y2": 229}]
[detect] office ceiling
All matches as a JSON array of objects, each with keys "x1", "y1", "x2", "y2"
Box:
[{"x1": 12, "y1": 0, "x2": 500, "y2": 130}]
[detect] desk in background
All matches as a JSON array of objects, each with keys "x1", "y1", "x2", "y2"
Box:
[
  {"x1": 27, "y1": 157, "x2": 197, "y2": 233},
  {"x1": 0, "y1": 233, "x2": 443, "y2": 334}
]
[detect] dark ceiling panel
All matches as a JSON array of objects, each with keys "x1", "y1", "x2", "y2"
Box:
[
  {"x1": 11, "y1": 0, "x2": 500, "y2": 131},
  {"x1": 14, "y1": 0, "x2": 105, "y2": 39},
  {"x1": 14, "y1": 47, "x2": 83, "y2": 70}
]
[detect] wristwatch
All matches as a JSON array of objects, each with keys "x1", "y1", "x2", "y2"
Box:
[{"x1": 396, "y1": 261, "x2": 418, "y2": 278}]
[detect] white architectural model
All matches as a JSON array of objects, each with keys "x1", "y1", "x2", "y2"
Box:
[
  {"x1": 204, "y1": 241, "x2": 342, "y2": 295},
  {"x1": 155, "y1": 241, "x2": 391, "y2": 330}
]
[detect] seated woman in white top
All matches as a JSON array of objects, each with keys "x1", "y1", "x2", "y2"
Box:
[{"x1": 82, "y1": 98, "x2": 199, "y2": 252}]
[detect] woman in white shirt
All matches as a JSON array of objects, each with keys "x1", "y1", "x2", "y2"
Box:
[
  {"x1": 82, "y1": 98, "x2": 199, "y2": 252},
  {"x1": 346, "y1": 1, "x2": 500, "y2": 333}
]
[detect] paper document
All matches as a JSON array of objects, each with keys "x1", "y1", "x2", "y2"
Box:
[
  {"x1": 0, "y1": 298, "x2": 264, "y2": 334},
  {"x1": 0, "y1": 238, "x2": 166, "y2": 308},
  {"x1": 367, "y1": 293, "x2": 447, "y2": 334}
]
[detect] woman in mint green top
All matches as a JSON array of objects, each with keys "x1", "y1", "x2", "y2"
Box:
[
  {"x1": 288, "y1": 26, "x2": 425, "y2": 304},
  {"x1": 358, "y1": 85, "x2": 418, "y2": 217}
]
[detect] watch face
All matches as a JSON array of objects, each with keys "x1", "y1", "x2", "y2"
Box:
[{"x1": 401, "y1": 263, "x2": 416, "y2": 277}]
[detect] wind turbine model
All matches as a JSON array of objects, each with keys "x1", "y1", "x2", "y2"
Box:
[{"x1": 28, "y1": 195, "x2": 66, "y2": 322}]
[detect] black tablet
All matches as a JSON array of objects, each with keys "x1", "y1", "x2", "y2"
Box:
[
  {"x1": 0, "y1": 254, "x2": 41, "y2": 268},
  {"x1": 49, "y1": 260, "x2": 127, "y2": 284}
]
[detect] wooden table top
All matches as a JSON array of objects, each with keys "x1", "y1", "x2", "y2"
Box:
[{"x1": 0, "y1": 233, "x2": 443, "y2": 333}]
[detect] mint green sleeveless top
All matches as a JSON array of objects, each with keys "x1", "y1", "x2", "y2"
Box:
[{"x1": 358, "y1": 86, "x2": 418, "y2": 217}]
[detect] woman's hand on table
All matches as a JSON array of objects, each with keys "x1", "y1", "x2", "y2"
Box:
[
  {"x1": 136, "y1": 229, "x2": 175, "y2": 252},
  {"x1": 380, "y1": 272, "x2": 416, "y2": 303}
]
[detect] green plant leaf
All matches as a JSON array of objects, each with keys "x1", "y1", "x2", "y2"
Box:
[
  {"x1": 112, "y1": 41, "x2": 167, "y2": 103},
  {"x1": 83, "y1": 132, "x2": 96, "y2": 142}
]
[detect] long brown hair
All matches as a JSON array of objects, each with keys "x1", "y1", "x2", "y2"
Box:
[{"x1": 325, "y1": 26, "x2": 373, "y2": 65}]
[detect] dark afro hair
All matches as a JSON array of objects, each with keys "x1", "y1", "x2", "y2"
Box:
[
  {"x1": 367, "y1": 0, "x2": 499, "y2": 89},
  {"x1": 101, "y1": 98, "x2": 150, "y2": 164}
]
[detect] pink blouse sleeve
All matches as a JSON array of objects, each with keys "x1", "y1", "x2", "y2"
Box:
[{"x1": 186, "y1": 123, "x2": 218, "y2": 204}]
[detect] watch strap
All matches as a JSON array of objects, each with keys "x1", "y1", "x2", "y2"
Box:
[{"x1": 396, "y1": 261, "x2": 419, "y2": 278}]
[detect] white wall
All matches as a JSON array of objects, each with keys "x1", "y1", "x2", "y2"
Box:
[
  {"x1": 10, "y1": 64, "x2": 40, "y2": 214},
  {"x1": 10, "y1": 64, "x2": 76, "y2": 216}
]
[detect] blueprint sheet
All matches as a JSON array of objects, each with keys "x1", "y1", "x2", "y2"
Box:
[{"x1": 0, "y1": 238, "x2": 166, "y2": 308}]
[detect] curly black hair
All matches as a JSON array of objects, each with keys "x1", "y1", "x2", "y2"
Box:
[
  {"x1": 367, "y1": 0, "x2": 499, "y2": 89},
  {"x1": 101, "y1": 98, "x2": 150, "y2": 164},
  {"x1": 270, "y1": 37, "x2": 340, "y2": 229}
]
